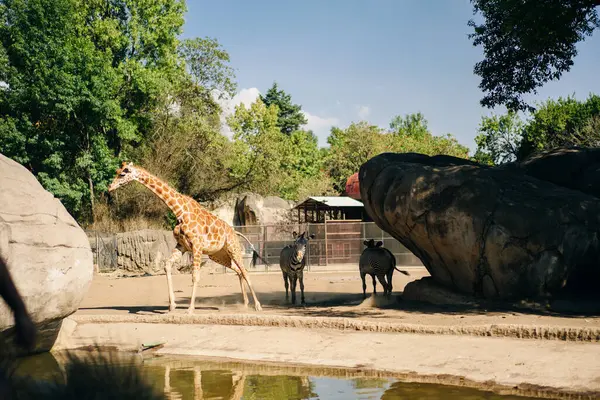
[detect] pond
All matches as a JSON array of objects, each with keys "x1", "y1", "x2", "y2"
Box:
[{"x1": 12, "y1": 351, "x2": 546, "y2": 400}]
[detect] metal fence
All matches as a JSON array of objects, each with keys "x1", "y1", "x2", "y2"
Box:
[
  {"x1": 87, "y1": 221, "x2": 423, "y2": 273},
  {"x1": 234, "y1": 220, "x2": 421, "y2": 270}
]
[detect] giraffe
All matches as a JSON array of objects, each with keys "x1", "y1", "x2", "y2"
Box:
[{"x1": 108, "y1": 162, "x2": 263, "y2": 313}]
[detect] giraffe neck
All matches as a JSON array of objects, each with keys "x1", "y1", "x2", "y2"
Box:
[{"x1": 135, "y1": 170, "x2": 186, "y2": 219}]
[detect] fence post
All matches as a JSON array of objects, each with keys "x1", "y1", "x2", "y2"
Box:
[{"x1": 324, "y1": 220, "x2": 328, "y2": 267}]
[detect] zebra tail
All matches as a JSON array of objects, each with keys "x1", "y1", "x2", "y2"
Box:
[{"x1": 394, "y1": 266, "x2": 410, "y2": 276}]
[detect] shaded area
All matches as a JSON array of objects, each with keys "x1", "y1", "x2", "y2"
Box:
[{"x1": 359, "y1": 149, "x2": 600, "y2": 302}]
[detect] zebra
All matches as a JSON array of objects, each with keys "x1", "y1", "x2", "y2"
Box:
[
  {"x1": 279, "y1": 231, "x2": 315, "y2": 305},
  {"x1": 359, "y1": 239, "x2": 410, "y2": 299}
]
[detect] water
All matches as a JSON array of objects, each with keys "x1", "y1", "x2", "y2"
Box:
[{"x1": 12, "y1": 351, "x2": 545, "y2": 400}]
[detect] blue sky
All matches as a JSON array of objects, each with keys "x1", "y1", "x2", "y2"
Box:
[{"x1": 182, "y1": 0, "x2": 600, "y2": 153}]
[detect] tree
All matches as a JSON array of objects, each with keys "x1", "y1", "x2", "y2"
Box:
[
  {"x1": 0, "y1": 0, "x2": 186, "y2": 222},
  {"x1": 278, "y1": 129, "x2": 334, "y2": 200},
  {"x1": 324, "y1": 122, "x2": 390, "y2": 193},
  {"x1": 388, "y1": 113, "x2": 470, "y2": 158},
  {"x1": 226, "y1": 98, "x2": 287, "y2": 195},
  {"x1": 179, "y1": 37, "x2": 237, "y2": 100},
  {"x1": 468, "y1": 0, "x2": 600, "y2": 112},
  {"x1": 389, "y1": 112, "x2": 429, "y2": 137},
  {"x1": 519, "y1": 94, "x2": 600, "y2": 158},
  {"x1": 472, "y1": 112, "x2": 523, "y2": 165},
  {"x1": 259, "y1": 82, "x2": 307, "y2": 135}
]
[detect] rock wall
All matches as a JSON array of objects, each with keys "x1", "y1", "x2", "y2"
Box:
[{"x1": 0, "y1": 153, "x2": 94, "y2": 355}]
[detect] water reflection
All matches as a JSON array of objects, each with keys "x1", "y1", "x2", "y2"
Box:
[{"x1": 13, "y1": 352, "x2": 544, "y2": 400}]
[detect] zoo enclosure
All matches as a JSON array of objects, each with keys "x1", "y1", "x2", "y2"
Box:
[
  {"x1": 87, "y1": 221, "x2": 423, "y2": 273},
  {"x1": 236, "y1": 220, "x2": 421, "y2": 271}
]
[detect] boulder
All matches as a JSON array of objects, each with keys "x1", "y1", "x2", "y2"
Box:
[
  {"x1": 359, "y1": 151, "x2": 600, "y2": 301},
  {"x1": 0, "y1": 153, "x2": 94, "y2": 355},
  {"x1": 207, "y1": 193, "x2": 294, "y2": 227},
  {"x1": 233, "y1": 193, "x2": 295, "y2": 226},
  {"x1": 504, "y1": 146, "x2": 600, "y2": 198}
]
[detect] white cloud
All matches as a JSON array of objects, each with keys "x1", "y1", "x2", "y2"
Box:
[
  {"x1": 214, "y1": 87, "x2": 340, "y2": 146},
  {"x1": 302, "y1": 111, "x2": 339, "y2": 146},
  {"x1": 356, "y1": 105, "x2": 371, "y2": 119}
]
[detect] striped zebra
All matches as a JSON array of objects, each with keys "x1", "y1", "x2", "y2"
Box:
[
  {"x1": 279, "y1": 231, "x2": 315, "y2": 305},
  {"x1": 359, "y1": 239, "x2": 410, "y2": 299}
]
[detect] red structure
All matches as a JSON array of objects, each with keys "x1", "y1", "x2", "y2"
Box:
[{"x1": 345, "y1": 172, "x2": 360, "y2": 200}]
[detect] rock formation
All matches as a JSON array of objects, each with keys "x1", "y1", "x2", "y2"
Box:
[
  {"x1": 359, "y1": 149, "x2": 600, "y2": 301},
  {"x1": 209, "y1": 192, "x2": 294, "y2": 227},
  {"x1": 0, "y1": 153, "x2": 94, "y2": 355}
]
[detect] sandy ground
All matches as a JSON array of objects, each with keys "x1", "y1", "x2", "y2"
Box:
[
  {"x1": 76, "y1": 268, "x2": 600, "y2": 333},
  {"x1": 63, "y1": 268, "x2": 600, "y2": 397}
]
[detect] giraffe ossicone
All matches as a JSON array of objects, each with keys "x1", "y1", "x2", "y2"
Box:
[{"x1": 108, "y1": 162, "x2": 263, "y2": 313}]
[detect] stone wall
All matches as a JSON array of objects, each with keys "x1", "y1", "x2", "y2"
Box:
[{"x1": 86, "y1": 229, "x2": 232, "y2": 275}]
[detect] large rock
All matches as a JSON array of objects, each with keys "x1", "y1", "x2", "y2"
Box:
[
  {"x1": 209, "y1": 192, "x2": 294, "y2": 227},
  {"x1": 0, "y1": 153, "x2": 94, "y2": 355},
  {"x1": 359, "y1": 151, "x2": 600, "y2": 301}
]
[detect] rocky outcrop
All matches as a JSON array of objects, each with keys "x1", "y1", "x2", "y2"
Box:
[
  {"x1": 209, "y1": 193, "x2": 294, "y2": 227},
  {"x1": 359, "y1": 150, "x2": 600, "y2": 301},
  {"x1": 0, "y1": 153, "x2": 94, "y2": 355}
]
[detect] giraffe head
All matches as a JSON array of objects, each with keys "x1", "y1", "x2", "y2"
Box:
[
  {"x1": 291, "y1": 231, "x2": 315, "y2": 261},
  {"x1": 108, "y1": 162, "x2": 141, "y2": 192},
  {"x1": 363, "y1": 239, "x2": 383, "y2": 248}
]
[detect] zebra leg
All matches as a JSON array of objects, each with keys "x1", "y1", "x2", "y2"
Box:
[
  {"x1": 290, "y1": 275, "x2": 298, "y2": 305},
  {"x1": 360, "y1": 272, "x2": 367, "y2": 299},
  {"x1": 372, "y1": 274, "x2": 377, "y2": 295},
  {"x1": 282, "y1": 272, "x2": 289, "y2": 301},
  {"x1": 376, "y1": 274, "x2": 388, "y2": 297},
  {"x1": 386, "y1": 269, "x2": 394, "y2": 297},
  {"x1": 299, "y1": 271, "x2": 306, "y2": 305}
]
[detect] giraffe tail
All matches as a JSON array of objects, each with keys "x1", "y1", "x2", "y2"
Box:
[
  {"x1": 394, "y1": 266, "x2": 410, "y2": 276},
  {"x1": 235, "y1": 231, "x2": 270, "y2": 267}
]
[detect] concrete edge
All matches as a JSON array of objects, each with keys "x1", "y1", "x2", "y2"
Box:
[{"x1": 70, "y1": 313, "x2": 600, "y2": 342}]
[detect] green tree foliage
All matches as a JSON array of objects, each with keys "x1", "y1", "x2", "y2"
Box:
[
  {"x1": 472, "y1": 94, "x2": 600, "y2": 165},
  {"x1": 227, "y1": 98, "x2": 287, "y2": 195},
  {"x1": 324, "y1": 114, "x2": 469, "y2": 193},
  {"x1": 388, "y1": 113, "x2": 470, "y2": 157},
  {"x1": 226, "y1": 99, "x2": 333, "y2": 201},
  {"x1": 259, "y1": 82, "x2": 308, "y2": 135},
  {"x1": 468, "y1": 0, "x2": 600, "y2": 112},
  {"x1": 325, "y1": 122, "x2": 390, "y2": 193},
  {"x1": 520, "y1": 94, "x2": 600, "y2": 157},
  {"x1": 473, "y1": 112, "x2": 523, "y2": 165},
  {"x1": 179, "y1": 36, "x2": 237, "y2": 100},
  {"x1": 0, "y1": 0, "x2": 185, "y2": 221}
]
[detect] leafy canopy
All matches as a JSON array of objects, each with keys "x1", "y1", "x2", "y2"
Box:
[
  {"x1": 259, "y1": 82, "x2": 308, "y2": 135},
  {"x1": 469, "y1": 0, "x2": 600, "y2": 112},
  {"x1": 472, "y1": 94, "x2": 600, "y2": 165}
]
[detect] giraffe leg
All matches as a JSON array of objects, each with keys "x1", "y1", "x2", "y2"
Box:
[
  {"x1": 232, "y1": 255, "x2": 262, "y2": 311},
  {"x1": 165, "y1": 248, "x2": 182, "y2": 312},
  {"x1": 187, "y1": 249, "x2": 203, "y2": 315},
  {"x1": 237, "y1": 270, "x2": 250, "y2": 308}
]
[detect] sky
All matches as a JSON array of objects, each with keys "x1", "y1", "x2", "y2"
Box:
[{"x1": 182, "y1": 0, "x2": 600, "y2": 153}]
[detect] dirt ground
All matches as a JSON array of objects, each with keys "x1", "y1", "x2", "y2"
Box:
[{"x1": 76, "y1": 267, "x2": 600, "y2": 332}]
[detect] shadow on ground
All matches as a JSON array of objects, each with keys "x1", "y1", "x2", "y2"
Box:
[{"x1": 77, "y1": 290, "x2": 600, "y2": 318}]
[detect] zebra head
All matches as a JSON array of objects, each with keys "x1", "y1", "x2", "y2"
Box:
[
  {"x1": 291, "y1": 231, "x2": 315, "y2": 262},
  {"x1": 363, "y1": 239, "x2": 383, "y2": 248}
]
